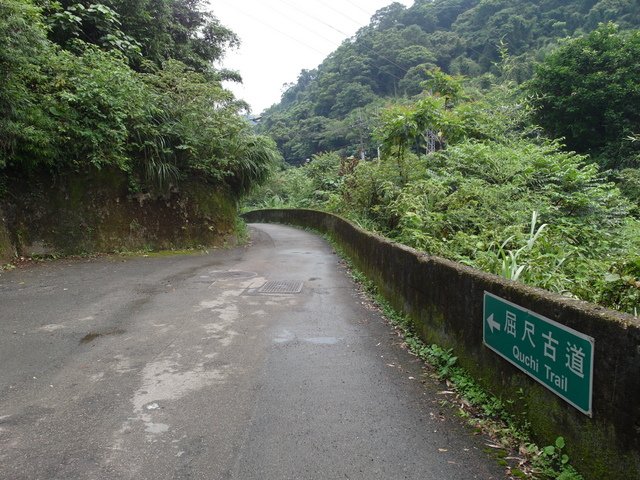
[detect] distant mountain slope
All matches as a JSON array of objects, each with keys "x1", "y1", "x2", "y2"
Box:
[{"x1": 258, "y1": 0, "x2": 640, "y2": 164}]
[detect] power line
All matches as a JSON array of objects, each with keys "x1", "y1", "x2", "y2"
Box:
[
  {"x1": 266, "y1": 1, "x2": 345, "y2": 47},
  {"x1": 309, "y1": 0, "x2": 366, "y2": 29},
  {"x1": 216, "y1": 0, "x2": 411, "y2": 87},
  {"x1": 276, "y1": 0, "x2": 355, "y2": 43},
  {"x1": 215, "y1": 0, "x2": 328, "y2": 56},
  {"x1": 276, "y1": 0, "x2": 354, "y2": 28},
  {"x1": 221, "y1": 0, "x2": 486, "y2": 86},
  {"x1": 275, "y1": 0, "x2": 411, "y2": 81},
  {"x1": 341, "y1": 0, "x2": 372, "y2": 16}
]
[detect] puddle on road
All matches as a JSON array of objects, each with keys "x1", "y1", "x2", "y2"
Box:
[
  {"x1": 273, "y1": 329, "x2": 295, "y2": 343},
  {"x1": 145, "y1": 422, "x2": 169, "y2": 434},
  {"x1": 80, "y1": 328, "x2": 125, "y2": 344},
  {"x1": 200, "y1": 270, "x2": 257, "y2": 282}
]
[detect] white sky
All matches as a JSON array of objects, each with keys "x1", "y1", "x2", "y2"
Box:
[{"x1": 209, "y1": 0, "x2": 413, "y2": 114}]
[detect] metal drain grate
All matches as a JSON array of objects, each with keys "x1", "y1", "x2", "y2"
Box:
[{"x1": 257, "y1": 280, "x2": 303, "y2": 294}]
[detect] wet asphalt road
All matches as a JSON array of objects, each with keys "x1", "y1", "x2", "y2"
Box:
[{"x1": 0, "y1": 223, "x2": 506, "y2": 479}]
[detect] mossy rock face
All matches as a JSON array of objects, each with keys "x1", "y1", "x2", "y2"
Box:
[
  {"x1": 2, "y1": 168, "x2": 238, "y2": 256},
  {"x1": 0, "y1": 208, "x2": 15, "y2": 263}
]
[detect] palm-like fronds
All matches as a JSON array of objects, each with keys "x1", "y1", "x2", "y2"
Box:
[{"x1": 225, "y1": 134, "x2": 282, "y2": 197}]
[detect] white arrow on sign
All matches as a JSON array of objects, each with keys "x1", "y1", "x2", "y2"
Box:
[{"x1": 486, "y1": 314, "x2": 501, "y2": 333}]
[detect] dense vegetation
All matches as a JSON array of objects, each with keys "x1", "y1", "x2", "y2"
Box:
[
  {"x1": 248, "y1": 1, "x2": 640, "y2": 316},
  {"x1": 258, "y1": 0, "x2": 640, "y2": 168},
  {"x1": 527, "y1": 23, "x2": 640, "y2": 169},
  {"x1": 1, "y1": 0, "x2": 279, "y2": 198}
]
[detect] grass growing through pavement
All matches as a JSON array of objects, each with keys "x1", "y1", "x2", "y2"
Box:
[{"x1": 329, "y1": 239, "x2": 583, "y2": 480}]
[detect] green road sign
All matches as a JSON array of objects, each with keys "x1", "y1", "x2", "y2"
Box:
[{"x1": 483, "y1": 292, "x2": 594, "y2": 416}]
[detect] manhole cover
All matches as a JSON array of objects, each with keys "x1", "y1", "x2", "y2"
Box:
[{"x1": 258, "y1": 280, "x2": 304, "y2": 294}]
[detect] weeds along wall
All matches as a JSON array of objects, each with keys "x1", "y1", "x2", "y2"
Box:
[
  {"x1": 243, "y1": 208, "x2": 640, "y2": 480},
  {"x1": 0, "y1": 168, "x2": 237, "y2": 257},
  {"x1": 0, "y1": 207, "x2": 15, "y2": 263}
]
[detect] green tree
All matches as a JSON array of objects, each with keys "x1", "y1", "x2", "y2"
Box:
[
  {"x1": 0, "y1": 0, "x2": 54, "y2": 167},
  {"x1": 422, "y1": 67, "x2": 464, "y2": 107},
  {"x1": 527, "y1": 23, "x2": 640, "y2": 168},
  {"x1": 1, "y1": 0, "x2": 275, "y2": 199},
  {"x1": 139, "y1": 60, "x2": 279, "y2": 193},
  {"x1": 43, "y1": 45, "x2": 149, "y2": 171},
  {"x1": 43, "y1": 0, "x2": 239, "y2": 72},
  {"x1": 45, "y1": 2, "x2": 142, "y2": 59},
  {"x1": 331, "y1": 83, "x2": 377, "y2": 117}
]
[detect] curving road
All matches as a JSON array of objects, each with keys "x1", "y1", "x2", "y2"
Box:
[{"x1": 0, "y1": 223, "x2": 505, "y2": 479}]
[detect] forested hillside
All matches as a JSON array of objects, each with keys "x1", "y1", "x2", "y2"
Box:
[
  {"x1": 258, "y1": 0, "x2": 640, "y2": 166},
  {"x1": 248, "y1": 1, "x2": 640, "y2": 317}
]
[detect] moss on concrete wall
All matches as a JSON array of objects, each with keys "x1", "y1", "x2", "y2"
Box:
[
  {"x1": 0, "y1": 207, "x2": 15, "y2": 263},
  {"x1": 1, "y1": 168, "x2": 237, "y2": 256},
  {"x1": 244, "y1": 208, "x2": 640, "y2": 480}
]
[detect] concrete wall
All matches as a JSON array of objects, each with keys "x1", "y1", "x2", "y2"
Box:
[
  {"x1": 1, "y1": 169, "x2": 237, "y2": 256},
  {"x1": 0, "y1": 207, "x2": 15, "y2": 263},
  {"x1": 244, "y1": 208, "x2": 640, "y2": 480}
]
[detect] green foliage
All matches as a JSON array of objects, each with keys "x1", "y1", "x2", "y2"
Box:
[
  {"x1": 129, "y1": 60, "x2": 280, "y2": 194},
  {"x1": 43, "y1": 44, "x2": 148, "y2": 170},
  {"x1": 0, "y1": 0, "x2": 55, "y2": 167},
  {"x1": 527, "y1": 23, "x2": 640, "y2": 169},
  {"x1": 368, "y1": 137, "x2": 638, "y2": 313},
  {"x1": 251, "y1": 81, "x2": 640, "y2": 315},
  {"x1": 375, "y1": 95, "x2": 443, "y2": 160},
  {"x1": 1, "y1": 0, "x2": 276, "y2": 202},
  {"x1": 259, "y1": 0, "x2": 640, "y2": 165},
  {"x1": 45, "y1": 1, "x2": 142, "y2": 59},
  {"x1": 496, "y1": 211, "x2": 547, "y2": 281},
  {"x1": 373, "y1": 84, "x2": 476, "y2": 162},
  {"x1": 615, "y1": 168, "x2": 640, "y2": 216},
  {"x1": 222, "y1": 134, "x2": 283, "y2": 197},
  {"x1": 42, "y1": 0, "x2": 239, "y2": 72},
  {"x1": 528, "y1": 437, "x2": 584, "y2": 480},
  {"x1": 244, "y1": 152, "x2": 340, "y2": 209},
  {"x1": 421, "y1": 67, "x2": 464, "y2": 106}
]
